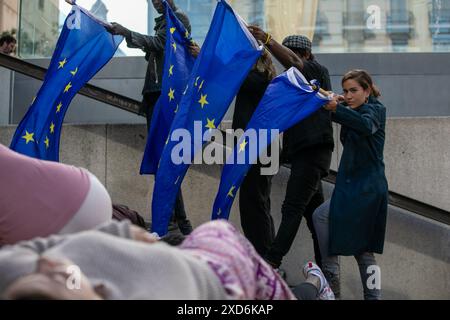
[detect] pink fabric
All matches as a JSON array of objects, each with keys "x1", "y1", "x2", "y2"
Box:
[
  {"x1": 0, "y1": 144, "x2": 90, "y2": 245},
  {"x1": 180, "y1": 220, "x2": 296, "y2": 300}
]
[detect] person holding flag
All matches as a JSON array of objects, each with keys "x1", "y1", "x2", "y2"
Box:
[
  {"x1": 10, "y1": 0, "x2": 123, "y2": 162},
  {"x1": 108, "y1": 0, "x2": 193, "y2": 235},
  {"x1": 150, "y1": 0, "x2": 264, "y2": 237},
  {"x1": 313, "y1": 70, "x2": 388, "y2": 300},
  {"x1": 232, "y1": 49, "x2": 278, "y2": 257},
  {"x1": 248, "y1": 27, "x2": 334, "y2": 272}
]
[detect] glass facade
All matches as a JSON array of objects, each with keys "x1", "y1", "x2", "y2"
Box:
[
  {"x1": 2, "y1": 0, "x2": 450, "y2": 58},
  {"x1": 18, "y1": 0, "x2": 59, "y2": 58}
]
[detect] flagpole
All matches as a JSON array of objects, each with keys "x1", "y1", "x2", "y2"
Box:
[{"x1": 314, "y1": 86, "x2": 332, "y2": 97}]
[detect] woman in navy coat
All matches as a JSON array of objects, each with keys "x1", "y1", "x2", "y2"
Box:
[{"x1": 313, "y1": 70, "x2": 388, "y2": 300}]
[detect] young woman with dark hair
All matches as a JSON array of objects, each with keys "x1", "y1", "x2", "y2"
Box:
[{"x1": 313, "y1": 70, "x2": 388, "y2": 300}]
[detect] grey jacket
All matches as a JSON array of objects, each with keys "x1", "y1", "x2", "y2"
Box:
[
  {"x1": 0, "y1": 220, "x2": 227, "y2": 300},
  {"x1": 125, "y1": 7, "x2": 191, "y2": 95}
]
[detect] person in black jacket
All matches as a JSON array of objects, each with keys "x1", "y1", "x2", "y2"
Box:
[
  {"x1": 107, "y1": 0, "x2": 192, "y2": 235},
  {"x1": 232, "y1": 50, "x2": 277, "y2": 257},
  {"x1": 248, "y1": 27, "x2": 334, "y2": 270}
]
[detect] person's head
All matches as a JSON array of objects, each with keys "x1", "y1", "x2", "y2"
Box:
[
  {"x1": 341, "y1": 69, "x2": 381, "y2": 109},
  {"x1": 282, "y1": 35, "x2": 313, "y2": 61},
  {"x1": 254, "y1": 49, "x2": 276, "y2": 81},
  {"x1": 3, "y1": 257, "x2": 104, "y2": 300},
  {"x1": 152, "y1": 0, "x2": 174, "y2": 14},
  {"x1": 0, "y1": 35, "x2": 16, "y2": 55}
]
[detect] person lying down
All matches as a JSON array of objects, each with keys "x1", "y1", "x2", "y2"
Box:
[{"x1": 0, "y1": 220, "x2": 333, "y2": 300}]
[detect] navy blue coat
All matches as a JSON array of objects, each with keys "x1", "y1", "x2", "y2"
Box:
[{"x1": 329, "y1": 97, "x2": 388, "y2": 256}]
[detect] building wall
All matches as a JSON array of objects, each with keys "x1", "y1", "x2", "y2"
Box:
[
  {"x1": 0, "y1": 0, "x2": 18, "y2": 34},
  {"x1": 0, "y1": 67, "x2": 13, "y2": 124},
  {"x1": 10, "y1": 52, "x2": 450, "y2": 127}
]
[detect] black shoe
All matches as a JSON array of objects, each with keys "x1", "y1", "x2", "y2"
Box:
[
  {"x1": 177, "y1": 219, "x2": 193, "y2": 235},
  {"x1": 168, "y1": 220, "x2": 179, "y2": 232}
]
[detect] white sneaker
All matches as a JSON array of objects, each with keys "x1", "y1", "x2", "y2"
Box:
[{"x1": 303, "y1": 261, "x2": 335, "y2": 300}]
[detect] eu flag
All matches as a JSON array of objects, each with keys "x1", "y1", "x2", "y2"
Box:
[
  {"x1": 140, "y1": 1, "x2": 196, "y2": 175},
  {"x1": 151, "y1": 0, "x2": 263, "y2": 236},
  {"x1": 10, "y1": 4, "x2": 123, "y2": 161},
  {"x1": 212, "y1": 68, "x2": 331, "y2": 220}
]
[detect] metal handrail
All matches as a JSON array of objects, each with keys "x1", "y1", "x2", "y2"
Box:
[
  {"x1": 1, "y1": 53, "x2": 448, "y2": 225},
  {"x1": 0, "y1": 54, "x2": 141, "y2": 115},
  {"x1": 323, "y1": 170, "x2": 450, "y2": 225}
]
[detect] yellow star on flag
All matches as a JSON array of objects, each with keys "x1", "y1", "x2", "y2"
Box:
[
  {"x1": 172, "y1": 42, "x2": 177, "y2": 52},
  {"x1": 44, "y1": 137, "x2": 50, "y2": 149},
  {"x1": 239, "y1": 139, "x2": 248, "y2": 153},
  {"x1": 22, "y1": 131, "x2": 35, "y2": 144},
  {"x1": 56, "y1": 102, "x2": 63, "y2": 113},
  {"x1": 64, "y1": 82, "x2": 72, "y2": 93},
  {"x1": 70, "y1": 67, "x2": 78, "y2": 76},
  {"x1": 50, "y1": 122, "x2": 55, "y2": 134},
  {"x1": 168, "y1": 88, "x2": 175, "y2": 102},
  {"x1": 227, "y1": 186, "x2": 236, "y2": 198},
  {"x1": 58, "y1": 58, "x2": 67, "y2": 69},
  {"x1": 170, "y1": 27, "x2": 176, "y2": 34},
  {"x1": 169, "y1": 65, "x2": 174, "y2": 76},
  {"x1": 205, "y1": 118, "x2": 216, "y2": 130},
  {"x1": 198, "y1": 94, "x2": 209, "y2": 109},
  {"x1": 185, "y1": 30, "x2": 190, "y2": 38},
  {"x1": 195, "y1": 76, "x2": 200, "y2": 86}
]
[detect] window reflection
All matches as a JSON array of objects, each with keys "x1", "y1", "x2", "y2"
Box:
[{"x1": 7, "y1": 0, "x2": 450, "y2": 58}]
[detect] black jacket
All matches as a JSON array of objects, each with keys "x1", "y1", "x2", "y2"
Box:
[
  {"x1": 284, "y1": 59, "x2": 334, "y2": 158},
  {"x1": 125, "y1": 7, "x2": 191, "y2": 95}
]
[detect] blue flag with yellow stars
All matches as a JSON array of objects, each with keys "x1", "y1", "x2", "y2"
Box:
[
  {"x1": 140, "y1": 1, "x2": 196, "y2": 175},
  {"x1": 212, "y1": 68, "x2": 331, "y2": 220},
  {"x1": 151, "y1": 0, "x2": 263, "y2": 236},
  {"x1": 10, "y1": 3, "x2": 123, "y2": 161}
]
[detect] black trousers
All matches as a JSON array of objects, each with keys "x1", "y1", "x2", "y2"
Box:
[
  {"x1": 141, "y1": 91, "x2": 160, "y2": 129},
  {"x1": 239, "y1": 163, "x2": 275, "y2": 257},
  {"x1": 142, "y1": 92, "x2": 191, "y2": 232},
  {"x1": 265, "y1": 145, "x2": 332, "y2": 268},
  {"x1": 293, "y1": 282, "x2": 319, "y2": 300}
]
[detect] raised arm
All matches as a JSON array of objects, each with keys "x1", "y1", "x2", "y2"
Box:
[
  {"x1": 109, "y1": 23, "x2": 166, "y2": 53},
  {"x1": 333, "y1": 104, "x2": 383, "y2": 136},
  {"x1": 108, "y1": 12, "x2": 191, "y2": 54},
  {"x1": 248, "y1": 26, "x2": 303, "y2": 71},
  {"x1": 324, "y1": 96, "x2": 383, "y2": 136}
]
